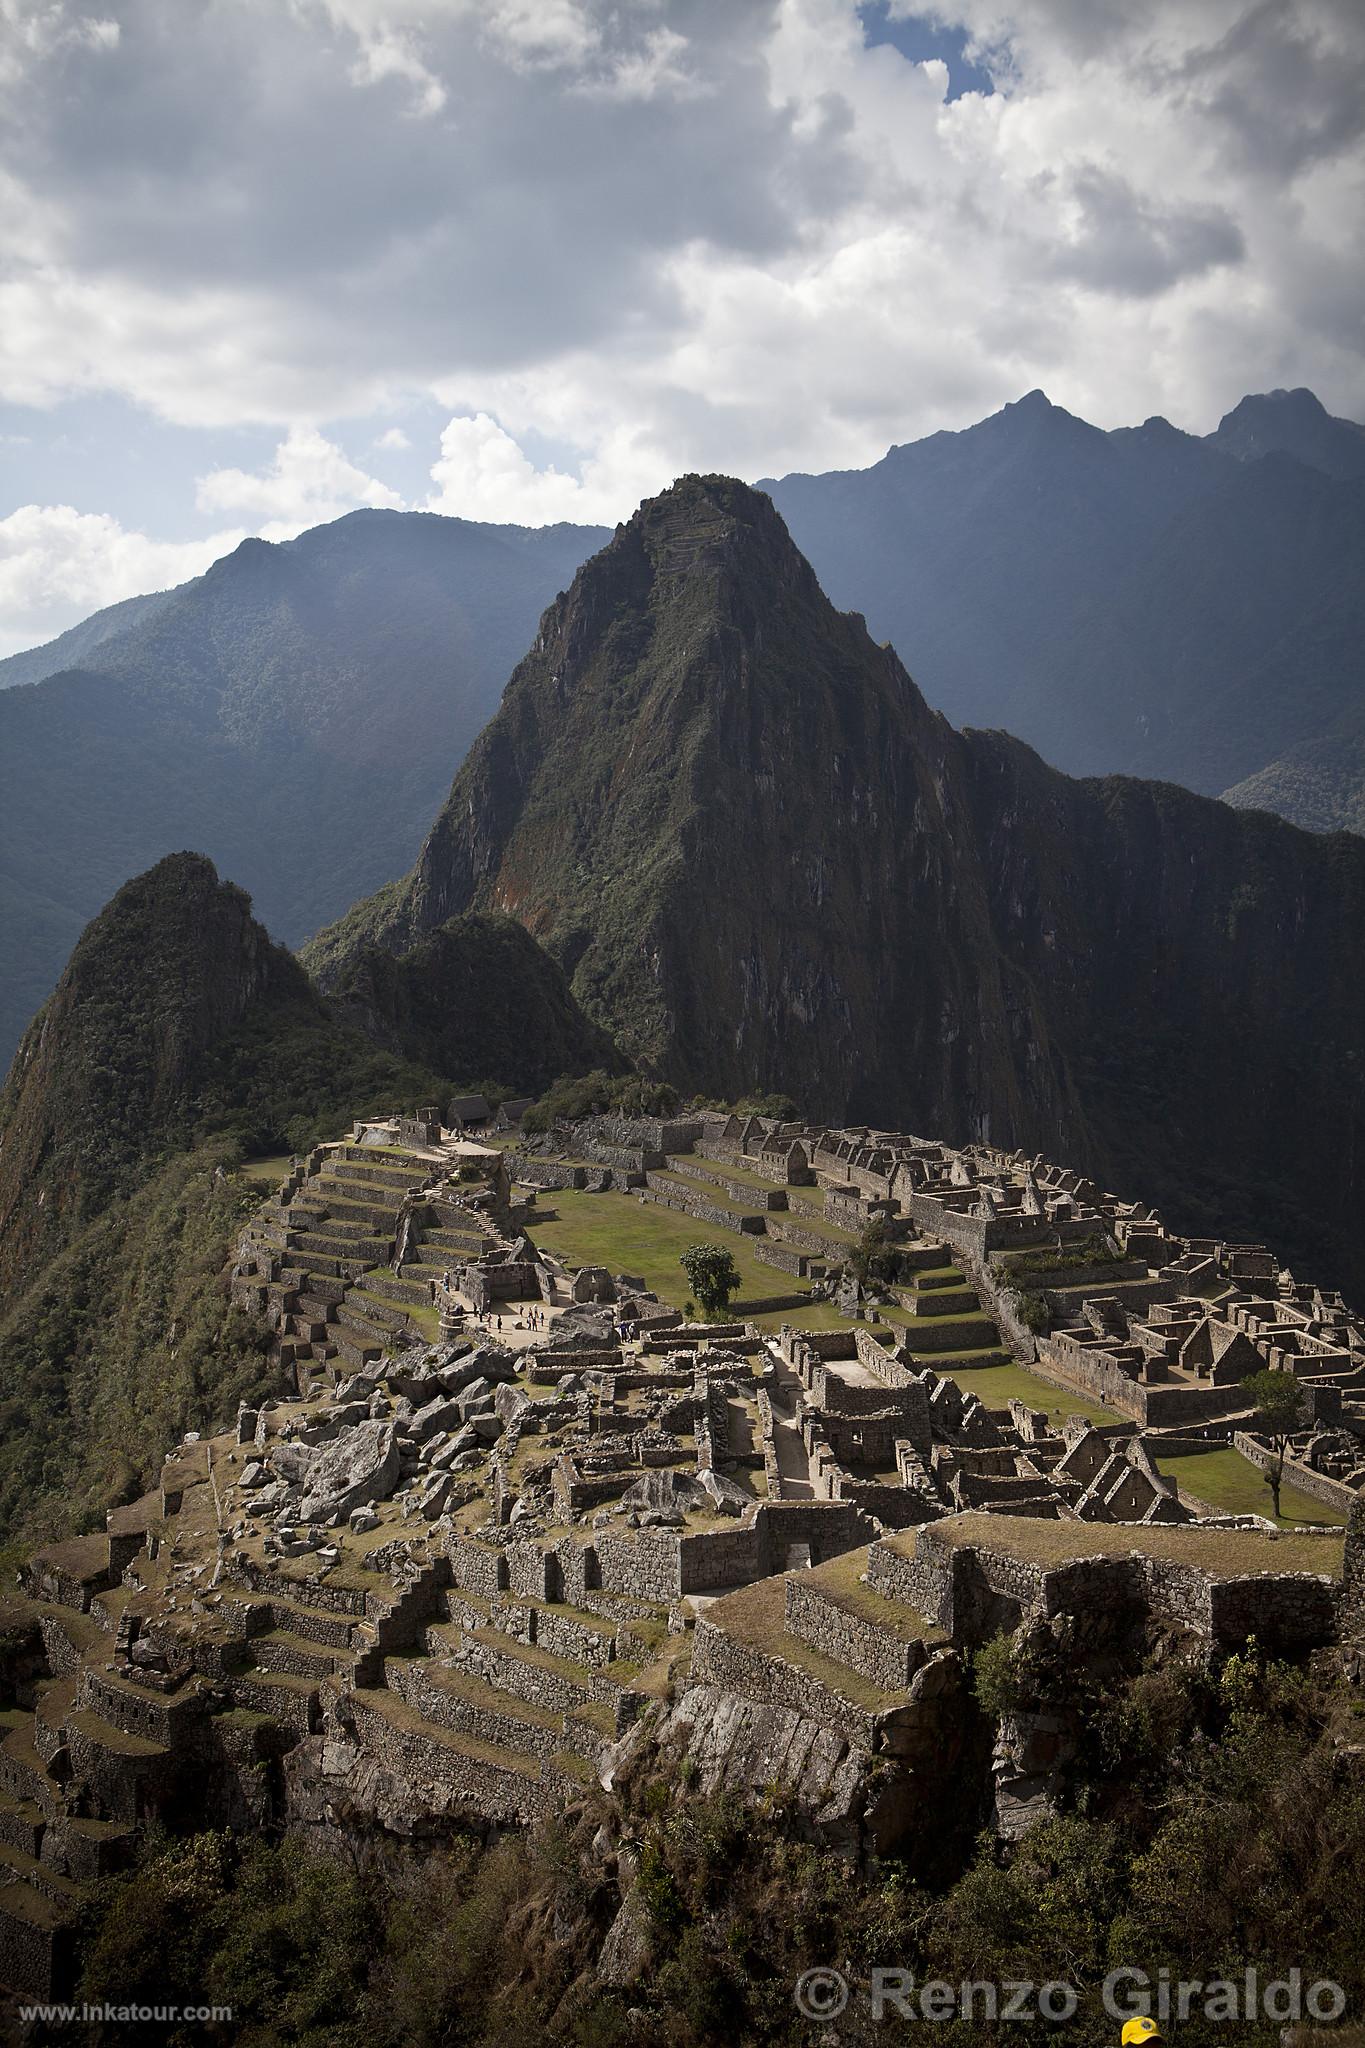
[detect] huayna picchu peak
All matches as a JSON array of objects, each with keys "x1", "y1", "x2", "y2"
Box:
[{"x1": 307, "y1": 476, "x2": 1365, "y2": 1300}]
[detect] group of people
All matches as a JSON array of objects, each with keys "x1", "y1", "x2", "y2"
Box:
[{"x1": 433, "y1": 1272, "x2": 554, "y2": 1339}]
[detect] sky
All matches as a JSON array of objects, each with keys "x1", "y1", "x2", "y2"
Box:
[{"x1": 0, "y1": 0, "x2": 1362, "y2": 656}]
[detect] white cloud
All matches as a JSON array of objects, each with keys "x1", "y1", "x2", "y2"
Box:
[
  {"x1": 426, "y1": 414, "x2": 623, "y2": 524},
  {"x1": 373, "y1": 425, "x2": 412, "y2": 451},
  {"x1": 0, "y1": 0, "x2": 1363, "y2": 655},
  {"x1": 0, "y1": 504, "x2": 241, "y2": 658},
  {"x1": 195, "y1": 427, "x2": 403, "y2": 534},
  {"x1": 0, "y1": 0, "x2": 119, "y2": 85}
]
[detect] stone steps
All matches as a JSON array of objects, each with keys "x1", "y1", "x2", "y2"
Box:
[
  {"x1": 32, "y1": 1675, "x2": 79, "y2": 1763},
  {"x1": 76, "y1": 1667, "x2": 205, "y2": 1749},
  {"x1": 0, "y1": 1715, "x2": 65, "y2": 1819},
  {"x1": 229, "y1": 1668, "x2": 320, "y2": 1735},
  {"x1": 385, "y1": 1657, "x2": 568, "y2": 1762},
  {"x1": 335, "y1": 1301, "x2": 398, "y2": 1347},
  {"x1": 64, "y1": 1709, "x2": 174, "y2": 1824},
  {"x1": 462, "y1": 1627, "x2": 635, "y2": 1731},
  {"x1": 0, "y1": 1832, "x2": 86, "y2": 1911},
  {"x1": 782, "y1": 1555, "x2": 942, "y2": 1692},
  {"x1": 289, "y1": 1230, "x2": 390, "y2": 1265},
  {"x1": 418, "y1": 1227, "x2": 489, "y2": 1257},
  {"x1": 264, "y1": 1593, "x2": 357, "y2": 1650},
  {"x1": 345, "y1": 1688, "x2": 556, "y2": 1825},
  {"x1": 330, "y1": 1161, "x2": 428, "y2": 1194},
  {"x1": 905, "y1": 1286, "x2": 982, "y2": 1317},
  {"x1": 42, "y1": 1812, "x2": 135, "y2": 1883},
  {"x1": 331, "y1": 1328, "x2": 386, "y2": 1372},
  {"x1": 361, "y1": 1270, "x2": 437, "y2": 1309},
  {"x1": 295, "y1": 1213, "x2": 388, "y2": 1246},
  {"x1": 0, "y1": 1875, "x2": 78, "y2": 1998}
]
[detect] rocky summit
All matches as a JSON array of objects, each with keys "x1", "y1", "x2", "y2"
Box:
[{"x1": 308, "y1": 476, "x2": 1365, "y2": 1298}]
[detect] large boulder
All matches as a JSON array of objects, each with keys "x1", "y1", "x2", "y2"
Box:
[
  {"x1": 620, "y1": 1469, "x2": 706, "y2": 1515},
  {"x1": 409, "y1": 1395, "x2": 465, "y2": 1442},
  {"x1": 298, "y1": 1419, "x2": 402, "y2": 1525},
  {"x1": 699, "y1": 1469, "x2": 752, "y2": 1517}
]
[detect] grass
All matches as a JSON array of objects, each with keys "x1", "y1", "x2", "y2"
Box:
[
  {"x1": 239, "y1": 1153, "x2": 293, "y2": 1185},
  {"x1": 806, "y1": 1546, "x2": 945, "y2": 1645},
  {"x1": 1154, "y1": 1445, "x2": 1348, "y2": 1529},
  {"x1": 682, "y1": 1156, "x2": 795, "y2": 1194},
  {"x1": 746, "y1": 1302, "x2": 879, "y2": 1335},
  {"x1": 648, "y1": 1170, "x2": 766, "y2": 1220},
  {"x1": 704, "y1": 1574, "x2": 909, "y2": 1713},
  {"x1": 524, "y1": 1188, "x2": 813, "y2": 1309},
  {"x1": 895, "y1": 1510, "x2": 1344, "y2": 1577},
  {"x1": 926, "y1": 1357, "x2": 1120, "y2": 1428}
]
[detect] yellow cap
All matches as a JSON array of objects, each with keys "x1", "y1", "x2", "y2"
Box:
[{"x1": 1121, "y1": 2022, "x2": 1163, "y2": 2046}]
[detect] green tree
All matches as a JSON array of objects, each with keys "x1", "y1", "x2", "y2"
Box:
[
  {"x1": 1243, "y1": 1367, "x2": 1307, "y2": 1518},
  {"x1": 679, "y1": 1243, "x2": 741, "y2": 1317},
  {"x1": 850, "y1": 1219, "x2": 891, "y2": 1287}
]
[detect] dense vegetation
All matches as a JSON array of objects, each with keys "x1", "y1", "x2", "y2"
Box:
[
  {"x1": 43, "y1": 1640, "x2": 1365, "y2": 2047},
  {"x1": 0, "y1": 1143, "x2": 280, "y2": 1542},
  {"x1": 0, "y1": 855, "x2": 454, "y2": 1299},
  {"x1": 521, "y1": 1071, "x2": 679, "y2": 1133},
  {"x1": 0, "y1": 856, "x2": 623, "y2": 1542},
  {"x1": 330, "y1": 916, "x2": 623, "y2": 1097}
]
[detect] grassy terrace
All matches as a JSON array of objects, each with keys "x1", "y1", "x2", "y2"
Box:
[
  {"x1": 887, "y1": 1510, "x2": 1344, "y2": 1578},
  {"x1": 1155, "y1": 1445, "x2": 1348, "y2": 1529},
  {"x1": 929, "y1": 1357, "x2": 1118, "y2": 1429},
  {"x1": 648, "y1": 1168, "x2": 767, "y2": 1220},
  {"x1": 525, "y1": 1187, "x2": 812, "y2": 1309},
  {"x1": 240, "y1": 1153, "x2": 292, "y2": 1185},
  {"x1": 682, "y1": 1155, "x2": 792, "y2": 1195},
  {"x1": 704, "y1": 1573, "x2": 911, "y2": 1712},
  {"x1": 806, "y1": 1546, "x2": 946, "y2": 1645}
]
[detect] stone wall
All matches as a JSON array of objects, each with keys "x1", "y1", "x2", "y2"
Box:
[
  {"x1": 447, "y1": 1537, "x2": 510, "y2": 1600},
  {"x1": 691, "y1": 1613, "x2": 879, "y2": 1748},
  {"x1": 640, "y1": 1175, "x2": 765, "y2": 1235},
  {"x1": 1232, "y1": 1431, "x2": 1360, "y2": 1515},
  {"x1": 341, "y1": 1690, "x2": 556, "y2": 1826},
  {"x1": 867, "y1": 1526, "x2": 1341, "y2": 1656},
  {"x1": 666, "y1": 1158, "x2": 789, "y2": 1210},
  {"x1": 1034, "y1": 1335, "x2": 1255, "y2": 1426},
  {"x1": 784, "y1": 1577, "x2": 931, "y2": 1692},
  {"x1": 754, "y1": 1240, "x2": 822, "y2": 1278},
  {"x1": 507, "y1": 1155, "x2": 590, "y2": 1191}
]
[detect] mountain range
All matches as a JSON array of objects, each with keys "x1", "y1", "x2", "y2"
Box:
[
  {"x1": 3, "y1": 384, "x2": 1362, "y2": 1078},
  {"x1": 0, "y1": 510, "x2": 607, "y2": 1062},
  {"x1": 761, "y1": 384, "x2": 1365, "y2": 802},
  {"x1": 308, "y1": 474, "x2": 1365, "y2": 1298}
]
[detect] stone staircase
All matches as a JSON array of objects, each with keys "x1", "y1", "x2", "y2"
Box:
[{"x1": 234, "y1": 1142, "x2": 458, "y2": 1381}]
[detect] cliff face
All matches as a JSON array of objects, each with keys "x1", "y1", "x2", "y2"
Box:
[{"x1": 307, "y1": 477, "x2": 1365, "y2": 1290}]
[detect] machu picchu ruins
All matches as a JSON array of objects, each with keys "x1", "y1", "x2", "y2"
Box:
[{"x1": 5, "y1": 1095, "x2": 1362, "y2": 2001}]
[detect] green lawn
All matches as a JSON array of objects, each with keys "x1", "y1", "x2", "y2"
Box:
[
  {"x1": 239, "y1": 1153, "x2": 292, "y2": 1185},
  {"x1": 930, "y1": 1358, "x2": 1120, "y2": 1429},
  {"x1": 678, "y1": 1155, "x2": 792, "y2": 1195},
  {"x1": 1154, "y1": 1446, "x2": 1347, "y2": 1529},
  {"x1": 525, "y1": 1188, "x2": 812, "y2": 1310}
]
